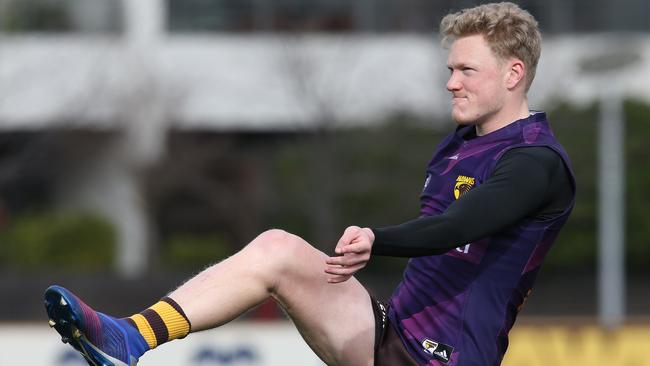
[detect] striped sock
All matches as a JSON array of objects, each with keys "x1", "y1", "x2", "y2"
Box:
[{"x1": 126, "y1": 297, "x2": 191, "y2": 350}]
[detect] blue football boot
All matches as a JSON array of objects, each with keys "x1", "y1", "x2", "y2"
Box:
[{"x1": 44, "y1": 285, "x2": 149, "y2": 366}]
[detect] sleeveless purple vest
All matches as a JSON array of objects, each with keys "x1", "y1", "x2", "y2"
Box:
[{"x1": 388, "y1": 112, "x2": 576, "y2": 365}]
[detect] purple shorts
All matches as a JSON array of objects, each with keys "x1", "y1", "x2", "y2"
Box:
[{"x1": 371, "y1": 297, "x2": 418, "y2": 366}]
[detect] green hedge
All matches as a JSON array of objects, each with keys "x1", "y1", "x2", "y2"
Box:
[
  {"x1": 545, "y1": 99, "x2": 649, "y2": 272},
  {"x1": 162, "y1": 233, "x2": 233, "y2": 270},
  {"x1": 0, "y1": 0, "x2": 71, "y2": 32},
  {"x1": 623, "y1": 100, "x2": 650, "y2": 270},
  {"x1": 0, "y1": 212, "x2": 115, "y2": 272}
]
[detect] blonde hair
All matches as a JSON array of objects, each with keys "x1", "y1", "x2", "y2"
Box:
[{"x1": 440, "y1": 2, "x2": 541, "y2": 91}]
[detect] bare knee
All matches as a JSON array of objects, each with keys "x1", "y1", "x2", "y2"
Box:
[
  {"x1": 245, "y1": 229, "x2": 316, "y2": 287},
  {"x1": 248, "y1": 229, "x2": 309, "y2": 265},
  {"x1": 253, "y1": 229, "x2": 296, "y2": 246}
]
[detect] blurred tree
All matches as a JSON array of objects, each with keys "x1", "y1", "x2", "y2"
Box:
[
  {"x1": 0, "y1": 0, "x2": 71, "y2": 32},
  {"x1": 545, "y1": 102, "x2": 599, "y2": 271},
  {"x1": 162, "y1": 232, "x2": 232, "y2": 270},
  {"x1": 623, "y1": 99, "x2": 650, "y2": 272},
  {"x1": 0, "y1": 211, "x2": 115, "y2": 272}
]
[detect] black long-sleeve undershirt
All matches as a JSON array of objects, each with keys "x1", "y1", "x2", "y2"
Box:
[{"x1": 371, "y1": 146, "x2": 573, "y2": 257}]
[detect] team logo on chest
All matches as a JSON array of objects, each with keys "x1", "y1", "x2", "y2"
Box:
[{"x1": 454, "y1": 175, "x2": 476, "y2": 199}]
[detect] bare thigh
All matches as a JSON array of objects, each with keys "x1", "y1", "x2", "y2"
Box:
[{"x1": 258, "y1": 230, "x2": 376, "y2": 366}]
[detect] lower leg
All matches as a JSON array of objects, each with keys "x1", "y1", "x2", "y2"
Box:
[
  {"x1": 167, "y1": 229, "x2": 294, "y2": 331},
  {"x1": 43, "y1": 229, "x2": 285, "y2": 366}
]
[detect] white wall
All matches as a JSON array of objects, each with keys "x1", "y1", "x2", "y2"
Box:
[{"x1": 0, "y1": 35, "x2": 648, "y2": 131}]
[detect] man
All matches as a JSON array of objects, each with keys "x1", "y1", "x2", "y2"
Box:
[{"x1": 44, "y1": 2, "x2": 575, "y2": 365}]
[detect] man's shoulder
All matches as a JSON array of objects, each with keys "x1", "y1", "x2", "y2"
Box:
[{"x1": 504, "y1": 146, "x2": 562, "y2": 162}]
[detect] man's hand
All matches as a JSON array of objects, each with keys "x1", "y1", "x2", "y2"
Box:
[{"x1": 325, "y1": 226, "x2": 375, "y2": 283}]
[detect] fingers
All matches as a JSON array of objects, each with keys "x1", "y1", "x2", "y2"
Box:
[
  {"x1": 324, "y1": 263, "x2": 365, "y2": 276},
  {"x1": 325, "y1": 253, "x2": 369, "y2": 283},
  {"x1": 327, "y1": 225, "x2": 374, "y2": 284},
  {"x1": 335, "y1": 226, "x2": 361, "y2": 254},
  {"x1": 325, "y1": 265, "x2": 363, "y2": 283},
  {"x1": 336, "y1": 242, "x2": 369, "y2": 255},
  {"x1": 327, "y1": 274, "x2": 352, "y2": 284},
  {"x1": 335, "y1": 227, "x2": 373, "y2": 255},
  {"x1": 325, "y1": 254, "x2": 368, "y2": 267}
]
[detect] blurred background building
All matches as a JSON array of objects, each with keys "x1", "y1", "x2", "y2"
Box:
[{"x1": 0, "y1": 0, "x2": 649, "y2": 365}]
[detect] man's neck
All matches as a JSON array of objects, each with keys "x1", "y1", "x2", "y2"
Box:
[{"x1": 475, "y1": 100, "x2": 530, "y2": 136}]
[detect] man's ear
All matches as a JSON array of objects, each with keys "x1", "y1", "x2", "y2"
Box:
[{"x1": 505, "y1": 59, "x2": 526, "y2": 90}]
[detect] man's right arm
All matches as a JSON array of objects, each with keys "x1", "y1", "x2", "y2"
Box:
[{"x1": 370, "y1": 147, "x2": 571, "y2": 257}]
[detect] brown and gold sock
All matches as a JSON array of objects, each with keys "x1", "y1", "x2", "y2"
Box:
[{"x1": 126, "y1": 297, "x2": 191, "y2": 350}]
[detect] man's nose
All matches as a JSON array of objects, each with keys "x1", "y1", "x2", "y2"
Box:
[{"x1": 446, "y1": 71, "x2": 462, "y2": 92}]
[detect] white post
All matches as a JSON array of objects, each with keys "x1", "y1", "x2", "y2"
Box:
[
  {"x1": 124, "y1": 0, "x2": 166, "y2": 44},
  {"x1": 108, "y1": 0, "x2": 167, "y2": 277},
  {"x1": 598, "y1": 93, "x2": 626, "y2": 328}
]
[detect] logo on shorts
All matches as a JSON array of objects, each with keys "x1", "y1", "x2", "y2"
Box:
[
  {"x1": 421, "y1": 338, "x2": 454, "y2": 364},
  {"x1": 454, "y1": 175, "x2": 475, "y2": 199},
  {"x1": 423, "y1": 174, "x2": 432, "y2": 189}
]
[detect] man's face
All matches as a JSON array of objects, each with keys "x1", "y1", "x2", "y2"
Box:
[{"x1": 446, "y1": 34, "x2": 508, "y2": 127}]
